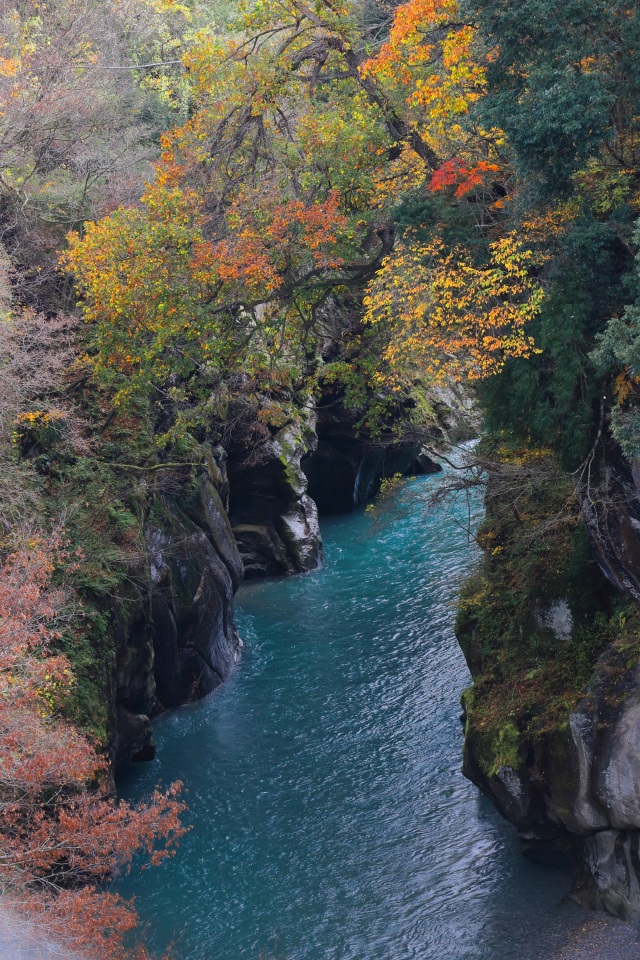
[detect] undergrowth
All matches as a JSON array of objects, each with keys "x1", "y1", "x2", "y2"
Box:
[{"x1": 456, "y1": 441, "x2": 639, "y2": 774}]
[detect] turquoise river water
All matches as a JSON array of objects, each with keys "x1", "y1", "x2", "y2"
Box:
[{"x1": 118, "y1": 469, "x2": 593, "y2": 960}]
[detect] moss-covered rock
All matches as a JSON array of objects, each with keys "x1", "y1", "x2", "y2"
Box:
[{"x1": 457, "y1": 444, "x2": 640, "y2": 918}]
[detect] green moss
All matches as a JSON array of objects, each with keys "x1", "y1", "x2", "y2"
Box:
[
  {"x1": 276, "y1": 428, "x2": 306, "y2": 494},
  {"x1": 489, "y1": 722, "x2": 521, "y2": 774},
  {"x1": 457, "y1": 444, "x2": 634, "y2": 772},
  {"x1": 58, "y1": 604, "x2": 113, "y2": 744},
  {"x1": 409, "y1": 385, "x2": 437, "y2": 426}
]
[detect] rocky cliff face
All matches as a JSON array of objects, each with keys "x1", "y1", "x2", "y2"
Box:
[
  {"x1": 458, "y1": 446, "x2": 640, "y2": 920},
  {"x1": 113, "y1": 448, "x2": 244, "y2": 766},
  {"x1": 580, "y1": 449, "x2": 640, "y2": 603},
  {"x1": 463, "y1": 646, "x2": 640, "y2": 919},
  {"x1": 226, "y1": 408, "x2": 323, "y2": 578},
  {"x1": 301, "y1": 383, "x2": 475, "y2": 514}
]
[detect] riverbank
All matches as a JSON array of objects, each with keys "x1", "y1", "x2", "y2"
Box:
[{"x1": 552, "y1": 915, "x2": 640, "y2": 959}]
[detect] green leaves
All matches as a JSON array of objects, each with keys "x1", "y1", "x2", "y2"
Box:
[{"x1": 466, "y1": 0, "x2": 640, "y2": 191}]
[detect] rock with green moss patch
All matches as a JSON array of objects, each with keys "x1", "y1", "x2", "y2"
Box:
[{"x1": 226, "y1": 408, "x2": 324, "y2": 577}]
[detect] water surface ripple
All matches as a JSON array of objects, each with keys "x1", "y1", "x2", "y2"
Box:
[{"x1": 118, "y1": 472, "x2": 589, "y2": 959}]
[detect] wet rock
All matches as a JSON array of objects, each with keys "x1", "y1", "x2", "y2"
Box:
[{"x1": 112, "y1": 584, "x2": 156, "y2": 767}]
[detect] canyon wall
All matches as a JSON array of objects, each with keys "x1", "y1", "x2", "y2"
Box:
[
  {"x1": 458, "y1": 446, "x2": 640, "y2": 919},
  {"x1": 112, "y1": 391, "x2": 472, "y2": 765}
]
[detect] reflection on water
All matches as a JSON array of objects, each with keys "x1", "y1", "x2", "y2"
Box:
[{"x1": 118, "y1": 469, "x2": 589, "y2": 960}]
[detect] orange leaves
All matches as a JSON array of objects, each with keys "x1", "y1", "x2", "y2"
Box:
[
  {"x1": 614, "y1": 369, "x2": 636, "y2": 404},
  {"x1": 63, "y1": 134, "x2": 351, "y2": 408},
  {"x1": 366, "y1": 0, "x2": 460, "y2": 75},
  {"x1": 521, "y1": 201, "x2": 580, "y2": 242},
  {"x1": 194, "y1": 234, "x2": 277, "y2": 293},
  {"x1": 260, "y1": 192, "x2": 347, "y2": 269},
  {"x1": 429, "y1": 157, "x2": 502, "y2": 197},
  {"x1": 363, "y1": 0, "x2": 486, "y2": 136},
  {"x1": 205, "y1": 192, "x2": 347, "y2": 295},
  {"x1": 362, "y1": 234, "x2": 543, "y2": 388},
  {"x1": 0, "y1": 55, "x2": 19, "y2": 77},
  {"x1": 0, "y1": 529, "x2": 186, "y2": 960}
]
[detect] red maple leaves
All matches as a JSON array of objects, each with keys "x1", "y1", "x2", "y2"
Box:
[{"x1": 429, "y1": 158, "x2": 502, "y2": 197}]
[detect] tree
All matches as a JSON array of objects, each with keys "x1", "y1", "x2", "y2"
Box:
[
  {"x1": 0, "y1": 0, "x2": 190, "y2": 308},
  {"x1": 0, "y1": 246, "x2": 86, "y2": 530},
  {"x1": 362, "y1": 232, "x2": 543, "y2": 387},
  {"x1": 0, "y1": 529, "x2": 186, "y2": 960},
  {"x1": 63, "y1": 0, "x2": 544, "y2": 437},
  {"x1": 465, "y1": 0, "x2": 640, "y2": 188}
]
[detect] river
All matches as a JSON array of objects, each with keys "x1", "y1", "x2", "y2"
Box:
[{"x1": 118, "y1": 467, "x2": 593, "y2": 959}]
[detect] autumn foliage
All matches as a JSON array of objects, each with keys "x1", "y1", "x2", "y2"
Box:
[
  {"x1": 5, "y1": 0, "x2": 640, "y2": 951},
  {"x1": 363, "y1": 234, "x2": 543, "y2": 386},
  {"x1": 61, "y1": 0, "x2": 546, "y2": 428},
  {"x1": 362, "y1": 0, "x2": 486, "y2": 138},
  {"x1": 0, "y1": 530, "x2": 186, "y2": 960}
]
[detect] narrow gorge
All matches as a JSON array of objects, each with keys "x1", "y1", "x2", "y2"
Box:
[
  {"x1": 2, "y1": 0, "x2": 640, "y2": 956},
  {"x1": 112, "y1": 390, "x2": 468, "y2": 766},
  {"x1": 117, "y1": 459, "x2": 588, "y2": 960}
]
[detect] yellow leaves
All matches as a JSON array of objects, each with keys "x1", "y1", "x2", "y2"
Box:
[
  {"x1": 370, "y1": 144, "x2": 425, "y2": 208},
  {"x1": 363, "y1": 233, "x2": 544, "y2": 388},
  {"x1": 141, "y1": 0, "x2": 191, "y2": 16},
  {"x1": 363, "y1": 0, "x2": 486, "y2": 140},
  {"x1": 0, "y1": 57, "x2": 19, "y2": 77},
  {"x1": 521, "y1": 200, "x2": 580, "y2": 241},
  {"x1": 494, "y1": 443, "x2": 554, "y2": 466},
  {"x1": 14, "y1": 409, "x2": 63, "y2": 434},
  {"x1": 614, "y1": 370, "x2": 636, "y2": 404}
]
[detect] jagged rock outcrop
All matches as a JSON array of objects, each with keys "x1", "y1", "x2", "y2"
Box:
[
  {"x1": 113, "y1": 448, "x2": 244, "y2": 765},
  {"x1": 226, "y1": 404, "x2": 323, "y2": 577},
  {"x1": 462, "y1": 647, "x2": 640, "y2": 919},
  {"x1": 147, "y1": 462, "x2": 244, "y2": 708}
]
